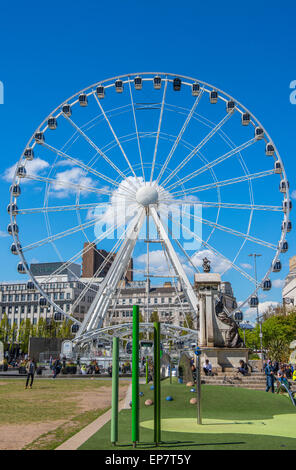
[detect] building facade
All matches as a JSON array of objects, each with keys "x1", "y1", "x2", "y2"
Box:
[
  {"x1": 103, "y1": 279, "x2": 237, "y2": 328},
  {"x1": 0, "y1": 262, "x2": 238, "y2": 331},
  {"x1": 0, "y1": 262, "x2": 97, "y2": 327},
  {"x1": 282, "y1": 256, "x2": 296, "y2": 310},
  {"x1": 81, "y1": 243, "x2": 133, "y2": 281}
]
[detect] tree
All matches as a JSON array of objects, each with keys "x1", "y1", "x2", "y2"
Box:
[
  {"x1": 181, "y1": 313, "x2": 194, "y2": 335},
  {"x1": 240, "y1": 309, "x2": 296, "y2": 362}
]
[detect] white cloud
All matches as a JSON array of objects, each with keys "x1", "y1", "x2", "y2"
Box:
[
  {"x1": 3, "y1": 158, "x2": 49, "y2": 183},
  {"x1": 240, "y1": 263, "x2": 252, "y2": 270},
  {"x1": 272, "y1": 279, "x2": 285, "y2": 288},
  {"x1": 191, "y1": 249, "x2": 231, "y2": 274},
  {"x1": 291, "y1": 190, "x2": 296, "y2": 200},
  {"x1": 50, "y1": 167, "x2": 98, "y2": 199},
  {"x1": 0, "y1": 230, "x2": 9, "y2": 238},
  {"x1": 243, "y1": 300, "x2": 279, "y2": 320},
  {"x1": 136, "y1": 250, "x2": 173, "y2": 276}
]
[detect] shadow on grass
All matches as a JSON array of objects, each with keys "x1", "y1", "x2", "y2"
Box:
[{"x1": 115, "y1": 439, "x2": 245, "y2": 449}]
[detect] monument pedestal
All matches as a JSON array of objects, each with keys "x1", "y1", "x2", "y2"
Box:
[
  {"x1": 200, "y1": 347, "x2": 249, "y2": 372},
  {"x1": 194, "y1": 271, "x2": 247, "y2": 371}
]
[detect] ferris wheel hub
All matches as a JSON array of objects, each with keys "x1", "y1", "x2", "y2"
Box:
[{"x1": 136, "y1": 185, "x2": 159, "y2": 206}]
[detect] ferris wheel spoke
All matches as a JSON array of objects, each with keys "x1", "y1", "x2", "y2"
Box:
[
  {"x1": 154, "y1": 90, "x2": 205, "y2": 186},
  {"x1": 168, "y1": 168, "x2": 275, "y2": 198},
  {"x1": 71, "y1": 234, "x2": 127, "y2": 315},
  {"x1": 160, "y1": 111, "x2": 234, "y2": 188},
  {"x1": 160, "y1": 199, "x2": 282, "y2": 212},
  {"x1": 40, "y1": 141, "x2": 124, "y2": 189},
  {"x1": 63, "y1": 113, "x2": 137, "y2": 192},
  {"x1": 164, "y1": 137, "x2": 257, "y2": 193},
  {"x1": 42, "y1": 216, "x2": 128, "y2": 283},
  {"x1": 22, "y1": 216, "x2": 102, "y2": 252},
  {"x1": 128, "y1": 78, "x2": 145, "y2": 182},
  {"x1": 150, "y1": 77, "x2": 168, "y2": 183},
  {"x1": 17, "y1": 202, "x2": 110, "y2": 215},
  {"x1": 165, "y1": 221, "x2": 200, "y2": 274},
  {"x1": 160, "y1": 240, "x2": 197, "y2": 325},
  {"x1": 93, "y1": 93, "x2": 140, "y2": 184},
  {"x1": 180, "y1": 209, "x2": 277, "y2": 250},
  {"x1": 24, "y1": 173, "x2": 112, "y2": 197},
  {"x1": 161, "y1": 209, "x2": 257, "y2": 285}
]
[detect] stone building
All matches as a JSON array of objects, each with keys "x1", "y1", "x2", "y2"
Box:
[
  {"x1": 0, "y1": 260, "x2": 238, "y2": 332},
  {"x1": 0, "y1": 262, "x2": 96, "y2": 327},
  {"x1": 282, "y1": 256, "x2": 296, "y2": 310},
  {"x1": 81, "y1": 243, "x2": 133, "y2": 281}
]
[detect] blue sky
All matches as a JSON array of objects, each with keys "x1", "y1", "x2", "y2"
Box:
[{"x1": 0, "y1": 0, "x2": 295, "y2": 323}]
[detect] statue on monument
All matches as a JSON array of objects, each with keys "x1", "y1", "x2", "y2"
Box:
[
  {"x1": 215, "y1": 296, "x2": 244, "y2": 348},
  {"x1": 202, "y1": 257, "x2": 211, "y2": 273}
]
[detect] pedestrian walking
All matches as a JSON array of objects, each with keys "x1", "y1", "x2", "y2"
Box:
[
  {"x1": 265, "y1": 360, "x2": 275, "y2": 393},
  {"x1": 25, "y1": 357, "x2": 36, "y2": 389},
  {"x1": 52, "y1": 358, "x2": 62, "y2": 379}
]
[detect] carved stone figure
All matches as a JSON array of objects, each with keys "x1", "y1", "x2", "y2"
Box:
[
  {"x1": 215, "y1": 296, "x2": 244, "y2": 348},
  {"x1": 202, "y1": 257, "x2": 211, "y2": 273}
]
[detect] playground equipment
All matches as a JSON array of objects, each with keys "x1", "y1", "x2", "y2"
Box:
[
  {"x1": 275, "y1": 378, "x2": 296, "y2": 407},
  {"x1": 110, "y1": 305, "x2": 163, "y2": 447}
]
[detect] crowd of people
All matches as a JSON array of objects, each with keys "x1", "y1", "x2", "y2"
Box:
[{"x1": 264, "y1": 359, "x2": 296, "y2": 393}]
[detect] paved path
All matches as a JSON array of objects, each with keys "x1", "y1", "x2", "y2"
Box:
[{"x1": 56, "y1": 383, "x2": 132, "y2": 450}]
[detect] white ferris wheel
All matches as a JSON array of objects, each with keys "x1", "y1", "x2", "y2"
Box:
[{"x1": 8, "y1": 72, "x2": 291, "y2": 346}]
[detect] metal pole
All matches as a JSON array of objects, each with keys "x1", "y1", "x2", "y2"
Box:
[
  {"x1": 249, "y1": 253, "x2": 264, "y2": 371},
  {"x1": 154, "y1": 321, "x2": 161, "y2": 445},
  {"x1": 196, "y1": 354, "x2": 202, "y2": 425},
  {"x1": 146, "y1": 355, "x2": 149, "y2": 384},
  {"x1": 132, "y1": 305, "x2": 139, "y2": 447},
  {"x1": 111, "y1": 336, "x2": 119, "y2": 445}
]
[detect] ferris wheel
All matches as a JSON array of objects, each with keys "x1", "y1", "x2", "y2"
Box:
[{"x1": 8, "y1": 72, "x2": 291, "y2": 345}]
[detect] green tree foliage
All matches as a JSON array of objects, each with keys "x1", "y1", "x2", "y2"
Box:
[
  {"x1": 0, "y1": 316, "x2": 75, "y2": 354},
  {"x1": 240, "y1": 309, "x2": 296, "y2": 362},
  {"x1": 181, "y1": 313, "x2": 194, "y2": 335}
]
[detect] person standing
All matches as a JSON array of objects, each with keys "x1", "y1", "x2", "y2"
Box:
[
  {"x1": 25, "y1": 357, "x2": 36, "y2": 389},
  {"x1": 265, "y1": 360, "x2": 275, "y2": 393}
]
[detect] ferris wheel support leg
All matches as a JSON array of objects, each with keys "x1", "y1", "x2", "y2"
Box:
[
  {"x1": 75, "y1": 211, "x2": 145, "y2": 340},
  {"x1": 199, "y1": 295, "x2": 206, "y2": 347},
  {"x1": 149, "y1": 207, "x2": 199, "y2": 321}
]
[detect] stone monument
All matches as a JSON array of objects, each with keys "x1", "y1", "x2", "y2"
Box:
[{"x1": 194, "y1": 258, "x2": 248, "y2": 372}]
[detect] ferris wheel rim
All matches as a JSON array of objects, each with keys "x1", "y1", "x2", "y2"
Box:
[{"x1": 8, "y1": 72, "x2": 291, "y2": 329}]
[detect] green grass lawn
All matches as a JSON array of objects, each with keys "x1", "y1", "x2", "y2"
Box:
[
  {"x1": 79, "y1": 381, "x2": 296, "y2": 450},
  {"x1": 0, "y1": 378, "x2": 127, "y2": 450}
]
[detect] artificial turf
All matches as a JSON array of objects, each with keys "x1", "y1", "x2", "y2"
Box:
[{"x1": 79, "y1": 381, "x2": 296, "y2": 450}]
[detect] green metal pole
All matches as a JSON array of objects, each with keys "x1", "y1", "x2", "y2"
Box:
[
  {"x1": 111, "y1": 336, "x2": 119, "y2": 445},
  {"x1": 154, "y1": 321, "x2": 161, "y2": 445},
  {"x1": 132, "y1": 305, "x2": 139, "y2": 447},
  {"x1": 146, "y1": 355, "x2": 149, "y2": 384},
  {"x1": 196, "y1": 354, "x2": 202, "y2": 425}
]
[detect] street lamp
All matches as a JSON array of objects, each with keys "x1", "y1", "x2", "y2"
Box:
[{"x1": 249, "y1": 253, "x2": 264, "y2": 369}]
